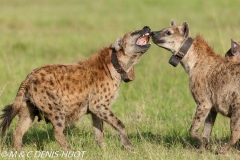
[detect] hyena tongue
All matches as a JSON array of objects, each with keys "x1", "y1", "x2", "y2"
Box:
[{"x1": 136, "y1": 36, "x2": 147, "y2": 46}]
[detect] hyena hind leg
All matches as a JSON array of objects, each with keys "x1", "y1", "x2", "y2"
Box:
[
  {"x1": 217, "y1": 106, "x2": 240, "y2": 154},
  {"x1": 13, "y1": 101, "x2": 35, "y2": 150},
  {"x1": 48, "y1": 111, "x2": 71, "y2": 150}
]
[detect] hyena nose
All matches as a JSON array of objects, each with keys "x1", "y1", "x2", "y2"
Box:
[
  {"x1": 143, "y1": 26, "x2": 151, "y2": 32},
  {"x1": 150, "y1": 32, "x2": 155, "y2": 36}
]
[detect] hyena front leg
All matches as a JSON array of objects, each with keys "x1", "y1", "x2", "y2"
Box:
[
  {"x1": 189, "y1": 104, "x2": 211, "y2": 153},
  {"x1": 201, "y1": 110, "x2": 217, "y2": 150},
  {"x1": 217, "y1": 104, "x2": 240, "y2": 154},
  {"x1": 90, "y1": 105, "x2": 134, "y2": 150}
]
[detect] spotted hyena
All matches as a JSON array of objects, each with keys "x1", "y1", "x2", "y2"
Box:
[
  {"x1": 0, "y1": 26, "x2": 151, "y2": 150},
  {"x1": 199, "y1": 39, "x2": 240, "y2": 151},
  {"x1": 151, "y1": 20, "x2": 240, "y2": 154}
]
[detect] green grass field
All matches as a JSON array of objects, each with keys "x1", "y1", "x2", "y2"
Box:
[{"x1": 1, "y1": 0, "x2": 240, "y2": 159}]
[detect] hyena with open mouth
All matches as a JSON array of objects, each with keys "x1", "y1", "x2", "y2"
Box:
[
  {"x1": 151, "y1": 21, "x2": 240, "y2": 154},
  {"x1": 0, "y1": 26, "x2": 151, "y2": 150}
]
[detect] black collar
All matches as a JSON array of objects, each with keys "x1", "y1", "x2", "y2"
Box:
[
  {"x1": 111, "y1": 49, "x2": 134, "y2": 82},
  {"x1": 169, "y1": 37, "x2": 194, "y2": 67}
]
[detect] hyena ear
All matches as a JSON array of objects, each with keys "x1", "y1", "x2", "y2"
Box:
[
  {"x1": 181, "y1": 22, "x2": 189, "y2": 38},
  {"x1": 110, "y1": 38, "x2": 122, "y2": 51},
  {"x1": 231, "y1": 38, "x2": 240, "y2": 56},
  {"x1": 170, "y1": 20, "x2": 176, "y2": 26}
]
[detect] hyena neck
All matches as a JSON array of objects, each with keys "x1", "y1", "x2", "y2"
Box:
[
  {"x1": 115, "y1": 50, "x2": 135, "y2": 72},
  {"x1": 180, "y1": 46, "x2": 196, "y2": 74},
  {"x1": 169, "y1": 37, "x2": 194, "y2": 67},
  {"x1": 108, "y1": 49, "x2": 135, "y2": 82},
  {"x1": 180, "y1": 35, "x2": 218, "y2": 74},
  {"x1": 79, "y1": 47, "x2": 121, "y2": 82}
]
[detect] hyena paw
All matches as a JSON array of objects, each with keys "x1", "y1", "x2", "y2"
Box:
[
  {"x1": 237, "y1": 144, "x2": 240, "y2": 151},
  {"x1": 202, "y1": 137, "x2": 211, "y2": 150},
  {"x1": 205, "y1": 143, "x2": 211, "y2": 150},
  {"x1": 122, "y1": 144, "x2": 135, "y2": 151},
  {"x1": 215, "y1": 146, "x2": 226, "y2": 155},
  {"x1": 196, "y1": 148, "x2": 204, "y2": 154},
  {"x1": 98, "y1": 142, "x2": 106, "y2": 149}
]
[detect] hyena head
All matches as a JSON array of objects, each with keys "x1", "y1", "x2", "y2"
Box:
[
  {"x1": 225, "y1": 39, "x2": 240, "y2": 62},
  {"x1": 151, "y1": 20, "x2": 190, "y2": 55},
  {"x1": 111, "y1": 26, "x2": 151, "y2": 64}
]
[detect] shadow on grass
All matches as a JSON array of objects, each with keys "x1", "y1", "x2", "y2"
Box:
[
  {"x1": 2, "y1": 124, "x2": 238, "y2": 153},
  {"x1": 130, "y1": 131, "x2": 239, "y2": 152},
  {"x1": 1, "y1": 124, "x2": 94, "y2": 150},
  {"x1": 130, "y1": 131, "x2": 198, "y2": 149},
  {"x1": 2, "y1": 125, "x2": 54, "y2": 150}
]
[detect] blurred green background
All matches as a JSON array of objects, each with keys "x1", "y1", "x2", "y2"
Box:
[{"x1": 0, "y1": 0, "x2": 240, "y2": 159}]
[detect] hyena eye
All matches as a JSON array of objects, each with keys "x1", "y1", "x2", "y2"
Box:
[{"x1": 166, "y1": 31, "x2": 171, "y2": 36}]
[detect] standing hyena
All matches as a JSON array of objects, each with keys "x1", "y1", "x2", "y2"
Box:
[
  {"x1": 151, "y1": 20, "x2": 240, "y2": 154},
  {"x1": 0, "y1": 26, "x2": 151, "y2": 150},
  {"x1": 200, "y1": 39, "x2": 240, "y2": 149}
]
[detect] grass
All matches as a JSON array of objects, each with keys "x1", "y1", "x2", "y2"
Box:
[{"x1": 1, "y1": 0, "x2": 240, "y2": 159}]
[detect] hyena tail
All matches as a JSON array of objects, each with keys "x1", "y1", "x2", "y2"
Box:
[
  {"x1": 0, "y1": 83, "x2": 26, "y2": 137},
  {"x1": 0, "y1": 104, "x2": 15, "y2": 137}
]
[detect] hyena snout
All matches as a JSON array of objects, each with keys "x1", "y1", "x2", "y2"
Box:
[
  {"x1": 150, "y1": 31, "x2": 157, "y2": 36},
  {"x1": 143, "y1": 26, "x2": 151, "y2": 33},
  {"x1": 150, "y1": 31, "x2": 165, "y2": 45},
  {"x1": 150, "y1": 31, "x2": 162, "y2": 37}
]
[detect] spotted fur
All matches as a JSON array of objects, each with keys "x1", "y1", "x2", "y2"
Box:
[
  {"x1": 151, "y1": 21, "x2": 240, "y2": 154},
  {"x1": 0, "y1": 26, "x2": 151, "y2": 150}
]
